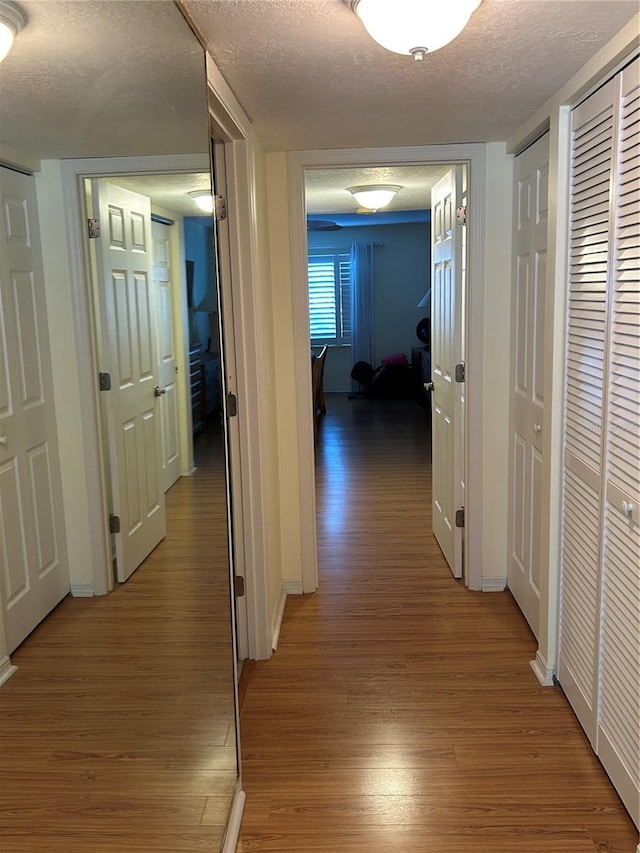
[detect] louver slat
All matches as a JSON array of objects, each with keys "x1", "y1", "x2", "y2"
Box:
[
  {"x1": 559, "y1": 77, "x2": 616, "y2": 750},
  {"x1": 560, "y1": 59, "x2": 640, "y2": 831},
  {"x1": 598, "y1": 63, "x2": 640, "y2": 828},
  {"x1": 564, "y1": 88, "x2": 614, "y2": 471}
]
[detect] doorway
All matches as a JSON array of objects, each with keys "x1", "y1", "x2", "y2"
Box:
[
  {"x1": 301, "y1": 156, "x2": 473, "y2": 589},
  {"x1": 84, "y1": 171, "x2": 219, "y2": 585}
]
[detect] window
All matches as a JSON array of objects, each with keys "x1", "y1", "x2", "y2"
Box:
[{"x1": 308, "y1": 251, "x2": 351, "y2": 346}]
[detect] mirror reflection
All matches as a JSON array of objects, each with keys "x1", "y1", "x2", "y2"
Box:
[{"x1": 0, "y1": 3, "x2": 238, "y2": 850}]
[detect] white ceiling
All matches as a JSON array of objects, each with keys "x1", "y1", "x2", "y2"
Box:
[
  {"x1": 184, "y1": 0, "x2": 639, "y2": 152},
  {"x1": 306, "y1": 164, "x2": 451, "y2": 213},
  {"x1": 0, "y1": 1, "x2": 209, "y2": 160},
  {"x1": 0, "y1": 1, "x2": 636, "y2": 216},
  {"x1": 114, "y1": 173, "x2": 212, "y2": 218}
]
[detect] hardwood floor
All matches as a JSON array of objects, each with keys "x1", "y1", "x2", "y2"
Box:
[
  {"x1": 238, "y1": 394, "x2": 638, "y2": 852},
  {"x1": 0, "y1": 423, "x2": 239, "y2": 852}
]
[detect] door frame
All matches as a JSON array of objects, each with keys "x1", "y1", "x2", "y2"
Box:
[
  {"x1": 287, "y1": 144, "x2": 487, "y2": 592},
  {"x1": 60, "y1": 152, "x2": 210, "y2": 595}
]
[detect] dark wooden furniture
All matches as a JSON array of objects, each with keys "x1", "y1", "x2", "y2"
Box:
[
  {"x1": 190, "y1": 343, "x2": 207, "y2": 433},
  {"x1": 312, "y1": 345, "x2": 328, "y2": 443}
]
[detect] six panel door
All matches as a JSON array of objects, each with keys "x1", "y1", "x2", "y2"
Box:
[{"x1": 0, "y1": 166, "x2": 69, "y2": 652}]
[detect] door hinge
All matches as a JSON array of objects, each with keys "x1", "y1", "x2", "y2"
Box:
[
  {"x1": 88, "y1": 218, "x2": 101, "y2": 238},
  {"x1": 109, "y1": 514, "x2": 121, "y2": 534},
  {"x1": 99, "y1": 372, "x2": 111, "y2": 391},
  {"x1": 455, "y1": 507, "x2": 465, "y2": 528},
  {"x1": 226, "y1": 392, "x2": 237, "y2": 417},
  {"x1": 233, "y1": 575, "x2": 245, "y2": 598},
  {"x1": 456, "y1": 205, "x2": 467, "y2": 226},
  {"x1": 455, "y1": 362, "x2": 465, "y2": 383},
  {"x1": 214, "y1": 195, "x2": 227, "y2": 221}
]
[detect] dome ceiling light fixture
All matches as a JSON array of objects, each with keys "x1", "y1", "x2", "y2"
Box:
[
  {"x1": 349, "y1": 0, "x2": 482, "y2": 61},
  {"x1": 0, "y1": 1, "x2": 26, "y2": 63},
  {"x1": 348, "y1": 184, "x2": 401, "y2": 211},
  {"x1": 188, "y1": 190, "x2": 213, "y2": 213}
]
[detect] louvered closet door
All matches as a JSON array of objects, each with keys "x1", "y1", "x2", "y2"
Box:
[
  {"x1": 558, "y1": 78, "x2": 616, "y2": 746},
  {"x1": 598, "y1": 59, "x2": 640, "y2": 828}
]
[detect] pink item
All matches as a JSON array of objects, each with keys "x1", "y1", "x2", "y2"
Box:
[{"x1": 382, "y1": 352, "x2": 408, "y2": 367}]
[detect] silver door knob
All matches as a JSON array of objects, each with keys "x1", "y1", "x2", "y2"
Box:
[
  {"x1": 0, "y1": 436, "x2": 7, "y2": 446},
  {"x1": 424, "y1": 381, "x2": 434, "y2": 392},
  {"x1": 533, "y1": 423, "x2": 542, "y2": 434},
  {"x1": 154, "y1": 386, "x2": 166, "y2": 397}
]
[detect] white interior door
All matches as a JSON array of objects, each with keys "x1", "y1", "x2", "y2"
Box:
[
  {"x1": 92, "y1": 181, "x2": 165, "y2": 583},
  {"x1": 431, "y1": 167, "x2": 464, "y2": 578},
  {"x1": 0, "y1": 166, "x2": 70, "y2": 652},
  {"x1": 507, "y1": 132, "x2": 549, "y2": 639},
  {"x1": 152, "y1": 220, "x2": 181, "y2": 492}
]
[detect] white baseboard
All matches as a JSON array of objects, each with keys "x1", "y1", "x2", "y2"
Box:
[
  {"x1": 70, "y1": 582, "x2": 94, "y2": 597},
  {"x1": 0, "y1": 655, "x2": 17, "y2": 687},
  {"x1": 530, "y1": 650, "x2": 555, "y2": 687},
  {"x1": 481, "y1": 575, "x2": 507, "y2": 592},
  {"x1": 222, "y1": 787, "x2": 246, "y2": 853},
  {"x1": 271, "y1": 580, "x2": 303, "y2": 651}
]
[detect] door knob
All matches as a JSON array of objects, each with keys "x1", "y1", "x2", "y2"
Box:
[
  {"x1": 154, "y1": 386, "x2": 166, "y2": 397},
  {"x1": 533, "y1": 423, "x2": 542, "y2": 434},
  {"x1": 424, "y1": 381, "x2": 435, "y2": 392},
  {"x1": 0, "y1": 436, "x2": 7, "y2": 446},
  {"x1": 622, "y1": 500, "x2": 634, "y2": 519}
]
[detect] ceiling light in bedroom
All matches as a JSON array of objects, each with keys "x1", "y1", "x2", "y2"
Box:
[
  {"x1": 348, "y1": 185, "x2": 401, "y2": 211},
  {"x1": 350, "y1": 0, "x2": 481, "y2": 61},
  {"x1": 0, "y1": 1, "x2": 26, "y2": 63},
  {"x1": 188, "y1": 190, "x2": 214, "y2": 213}
]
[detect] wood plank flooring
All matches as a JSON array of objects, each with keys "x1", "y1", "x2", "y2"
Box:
[
  {"x1": 0, "y1": 423, "x2": 239, "y2": 852},
  {"x1": 237, "y1": 394, "x2": 638, "y2": 852}
]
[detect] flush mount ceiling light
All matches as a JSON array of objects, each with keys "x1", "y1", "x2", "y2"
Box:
[
  {"x1": 348, "y1": 184, "x2": 401, "y2": 211},
  {"x1": 188, "y1": 190, "x2": 213, "y2": 213},
  {"x1": 0, "y1": 1, "x2": 26, "y2": 63},
  {"x1": 350, "y1": 0, "x2": 481, "y2": 61}
]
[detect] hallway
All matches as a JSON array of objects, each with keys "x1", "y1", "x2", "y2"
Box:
[{"x1": 237, "y1": 394, "x2": 637, "y2": 852}]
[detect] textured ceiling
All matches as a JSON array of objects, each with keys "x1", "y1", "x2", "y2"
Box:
[
  {"x1": 0, "y1": 0, "x2": 636, "y2": 215},
  {"x1": 0, "y1": 1, "x2": 209, "y2": 160},
  {"x1": 184, "y1": 0, "x2": 639, "y2": 151},
  {"x1": 114, "y1": 173, "x2": 212, "y2": 218},
  {"x1": 306, "y1": 164, "x2": 451, "y2": 213}
]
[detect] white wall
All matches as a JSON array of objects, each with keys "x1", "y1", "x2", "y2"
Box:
[
  {"x1": 481, "y1": 144, "x2": 514, "y2": 584},
  {"x1": 265, "y1": 153, "x2": 304, "y2": 594},
  {"x1": 36, "y1": 161, "x2": 102, "y2": 596}
]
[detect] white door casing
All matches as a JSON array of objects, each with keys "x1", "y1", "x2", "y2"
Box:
[
  {"x1": 0, "y1": 166, "x2": 70, "y2": 652},
  {"x1": 92, "y1": 181, "x2": 166, "y2": 582},
  {"x1": 431, "y1": 167, "x2": 464, "y2": 578},
  {"x1": 209, "y1": 138, "x2": 249, "y2": 662},
  {"x1": 152, "y1": 220, "x2": 181, "y2": 492},
  {"x1": 507, "y1": 133, "x2": 550, "y2": 639}
]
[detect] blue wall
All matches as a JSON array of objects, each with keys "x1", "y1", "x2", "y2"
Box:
[
  {"x1": 184, "y1": 216, "x2": 215, "y2": 349},
  {"x1": 308, "y1": 221, "x2": 430, "y2": 391}
]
